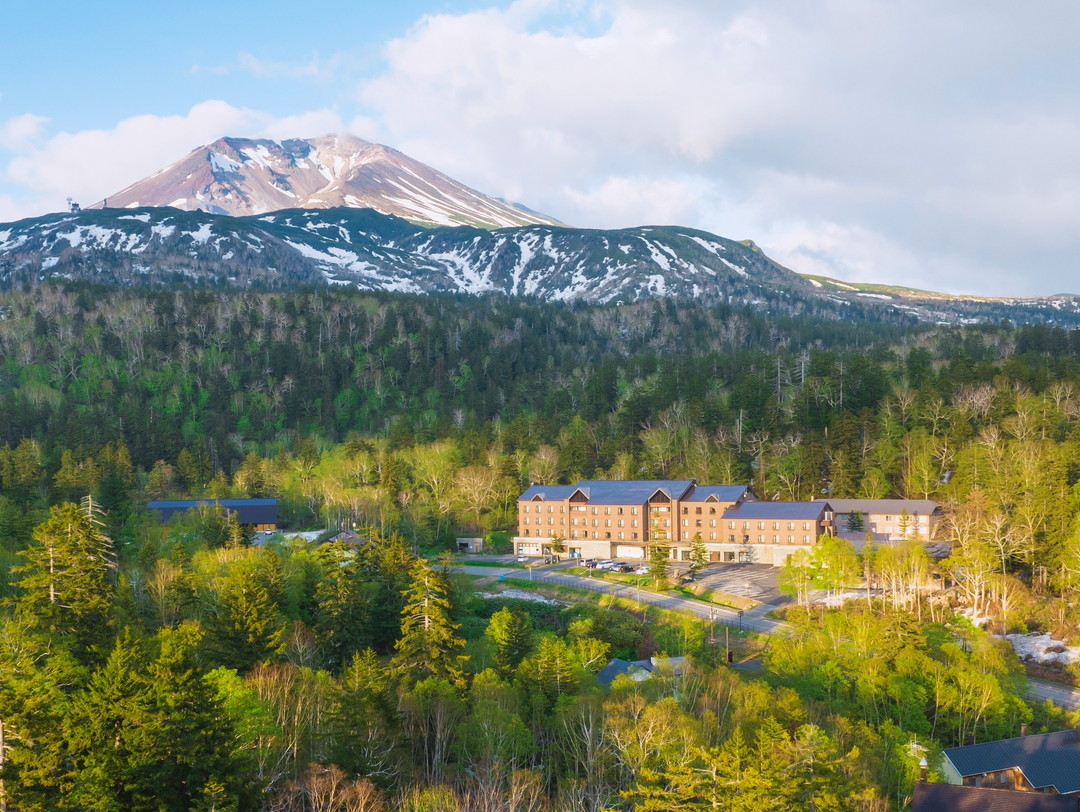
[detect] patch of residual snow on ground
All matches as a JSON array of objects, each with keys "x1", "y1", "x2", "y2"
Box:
[
  {"x1": 1006, "y1": 633, "x2": 1080, "y2": 668},
  {"x1": 480, "y1": 589, "x2": 560, "y2": 605}
]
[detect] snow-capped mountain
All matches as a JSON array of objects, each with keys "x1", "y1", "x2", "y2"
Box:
[
  {"x1": 3, "y1": 206, "x2": 1080, "y2": 326},
  {"x1": 92, "y1": 134, "x2": 562, "y2": 229}
]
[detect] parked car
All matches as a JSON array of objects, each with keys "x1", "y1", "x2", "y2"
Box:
[
  {"x1": 613, "y1": 564, "x2": 634, "y2": 573},
  {"x1": 634, "y1": 566, "x2": 650, "y2": 575},
  {"x1": 680, "y1": 574, "x2": 697, "y2": 584},
  {"x1": 596, "y1": 560, "x2": 616, "y2": 569},
  {"x1": 517, "y1": 556, "x2": 530, "y2": 563}
]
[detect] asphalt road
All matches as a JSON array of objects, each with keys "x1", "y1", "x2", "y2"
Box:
[
  {"x1": 457, "y1": 563, "x2": 787, "y2": 634},
  {"x1": 1028, "y1": 679, "x2": 1080, "y2": 710}
]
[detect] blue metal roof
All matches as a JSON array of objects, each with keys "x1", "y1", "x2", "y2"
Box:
[
  {"x1": 683, "y1": 485, "x2": 752, "y2": 503},
  {"x1": 943, "y1": 729, "x2": 1080, "y2": 794},
  {"x1": 573, "y1": 480, "x2": 696, "y2": 504},
  {"x1": 147, "y1": 498, "x2": 277, "y2": 525},
  {"x1": 518, "y1": 485, "x2": 577, "y2": 501},
  {"x1": 912, "y1": 782, "x2": 1080, "y2": 812},
  {"x1": 722, "y1": 501, "x2": 828, "y2": 520}
]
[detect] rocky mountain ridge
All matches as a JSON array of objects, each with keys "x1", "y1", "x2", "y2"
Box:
[
  {"x1": 2, "y1": 206, "x2": 1079, "y2": 327},
  {"x1": 91, "y1": 134, "x2": 561, "y2": 229}
]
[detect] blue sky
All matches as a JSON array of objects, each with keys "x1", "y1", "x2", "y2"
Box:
[{"x1": 2, "y1": 0, "x2": 1079, "y2": 296}]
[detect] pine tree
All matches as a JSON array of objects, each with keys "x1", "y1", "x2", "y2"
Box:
[
  {"x1": 484, "y1": 607, "x2": 533, "y2": 677},
  {"x1": 846, "y1": 510, "x2": 865, "y2": 533},
  {"x1": 688, "y1": 532, "x2": 709, "y2": 576},
  {"x1": 12, "y1": 499, "x2": 116, "y2": 661},
  {"x1": 391, "y1": 559, "x2": 467, "y2": 688},
  {"x1": 203, "y1": 569, "x2": 287, "y2": 672},
  {"x1": 648, "y1": 540, "x2": 671, "y2": 588}
]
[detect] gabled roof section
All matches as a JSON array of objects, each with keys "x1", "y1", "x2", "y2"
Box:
[
  {"x1": 815, "y1": 498, "x2": 941, "y2": 515},
  {"x1": 518, "y1": 485, "x2": 576, "y2": 501},
  {"x1": 943, "y1": 729, "x2": 1080, "y2": 794},
  {"x1": 683, "y1": 485, "x2": 753, "y2": 503},
  {"x1": 722, "y1": 501, "x2": 830, "y2": 521},
  {"x1": 573, "y1": 480, "x2": 696, "y2": 504},
  {"x1": 912, "y1": 782, "x2": 1079, "y2": 812}
]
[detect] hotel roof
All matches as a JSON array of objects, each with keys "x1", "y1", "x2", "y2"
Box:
[
  {"x1": 722, "y1": 501, "x2": 830, "y2": 520},
  {"x1": 943, "y1": 729, "x2": 1080, "y2": 794}
]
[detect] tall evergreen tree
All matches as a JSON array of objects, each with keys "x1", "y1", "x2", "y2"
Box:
[
  {"x1": 12, "y1": 498, "x2": 116, "y2": 660},
  {"x1": 391, "y1": 559, "x2": 467, "y2": 688}
]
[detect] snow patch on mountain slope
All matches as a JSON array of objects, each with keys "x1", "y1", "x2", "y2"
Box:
[
  {"x1": 186, "y1": 223, "x2": 214, "y2": 245},
  {"x1": 687, "y1": 235, "x2": 726, "y2": 256},
  {"x1": 209, "y1": 152, "x2": 242, "y2": 174},
  {"x1": 719, "y1": 257, "x2": 748, "y2": 278},
  {"x1": 118, "y1": 214, "x2": 152, "y2": 223}
]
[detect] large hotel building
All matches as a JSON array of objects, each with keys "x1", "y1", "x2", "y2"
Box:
[{"x1": 515, "y1": 479, "x2": 835, "y2": 567}]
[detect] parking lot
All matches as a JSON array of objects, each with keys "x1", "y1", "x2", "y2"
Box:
[{"x1": 694, "y1": 563, "x2": 784, "y2": 605}]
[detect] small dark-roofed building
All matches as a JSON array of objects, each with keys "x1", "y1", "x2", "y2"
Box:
[
  {"x1": 596, "y1": 656, "x2": 687, "y2": 688},
  {"x1": 912, "y1": 782, "x2": 1080, "y2": 812},
  {"x1": 942, "y1": 729, "x2": 1080, "y2": 794},
  {"x1": 147, "y1": 498, "x2": 278, "y2": 531}
]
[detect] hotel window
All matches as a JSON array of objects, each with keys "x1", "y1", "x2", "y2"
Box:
[
  {"x1": 772, "y1": 522, "x2": 779, "y2": 531},
  {"x1": 592, "y1": 519, "x2": 599, "y2": 527},
  {"x1": 631, "y1": 520, "x2": 638, "y2": 528},
  {"x1": 605, "y1": 507, "x2": 611, "y2": 515},
  {"x1": 618, "y1": 532, "x2": 624, "y2": 540},
  {"x1": 803, "y1": 522, "x2": 811, "y2": 531},
  {"x1": 803, "y1": 535, "x2": 810, "y2": 544},
  {"x1": 772, "y1": 535, "x2": 779, "y2": 543},
  {"x1": 523, "y1": 505, "x2": 529, "y2": 513},
  {"x1": 788, "y1": 522, "x2": 794, "y2": 530},
  {"x1": 618, "y1": 507, "x2": 624, "y2": 515},
  {"x1": 710, "y1": 532, "x2": 717, "y2": 540},
  {"x1": 758, "y1": 535, "x2": 764, "y2": 543},
  {"x1": 605, "y1": 519, "x2": 611, "y2": 527},
  {"x1": 523, "y1": 529, "x2": 529, "y2": 535},
  {"x1": 631, "y1": 507, "x2": 638, "y2": 515},
  {"x1": 788, "y1": 535, "x2": 794, "y2": 543},
  {"x1": 523, "y1": 517, "x2": 529, "y2": 524},
  {"x1": 710, "y1": 519, "x2": 716, "y2": 527},
  {"x1": 592, "y1": 507, "x2": 598, "y2": 515},
  {"x1": 682, "y1": 507, "x2": 688, "y2": 515},
  {"x1": 618, "y1": 519, "x2": 624, "y2": 527},
  {"x1": 743, "y1": 522, "x2": 750, "y2": 530},
  {"x1": 548, "y1": 517, "x2": 553, "y2": 524},
  {"x1": 560, "y1": 505, "x2": 565, "y2": 513},
  {"x1": 757, "y1": 521, "x2": 764, "y2": 530},
  {"x1": 728, "y1": 521, "x2": 735, "y2": 529},
  {"x1": 695, "y1": 507, "x2": 702, "y2": 515},
  {"x1": 632, "y1": 533, "x2": 638, "y2": 540},
  {"x1": 695, "y1": 520, "x2": 702, "y2": 528},
  {"x1": 709, "y1": 507, "x2": 717, "y2": 515},
  {"x1": 605, "y1": 532, "x2": 611, "y2": 539},
  {"x1": 683, "y1": 519, "x2": 689, "y2": 527},
  {"x1": 729, "y1": 535, "x2": 735, "y2": 543}
]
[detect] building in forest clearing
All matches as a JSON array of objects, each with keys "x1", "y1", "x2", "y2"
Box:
[
  {"x1": 515, "y1": 479, "x2": 836, "y2": 566},
  {"x1": 147, "y1": 498, "x2": 278, "y2": 531}
]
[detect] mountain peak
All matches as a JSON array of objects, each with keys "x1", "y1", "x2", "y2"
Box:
[{"x1": 93, "y1": 134, "x2": 561, "y2": 229}]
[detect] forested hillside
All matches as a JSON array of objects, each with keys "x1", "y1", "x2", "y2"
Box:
[{"x1": 5, "y1": 283, "x2": 1080, "y2": 809}]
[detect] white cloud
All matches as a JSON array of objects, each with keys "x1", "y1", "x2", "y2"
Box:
[
  {"x1": 359, "y1": 0, "x2": 1080, "y2": 295},
  {"x1": 0, "y1": 113, "x2": 49, "y2": 150}
]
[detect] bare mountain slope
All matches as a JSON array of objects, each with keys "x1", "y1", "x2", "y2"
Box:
[{"x1": 92, "y1": 134, "x2": 561, "y2": 229}]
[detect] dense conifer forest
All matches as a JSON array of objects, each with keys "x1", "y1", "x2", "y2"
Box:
[{"x1": 5, "y1": 283, "x2": 1080, "y2": 809}]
